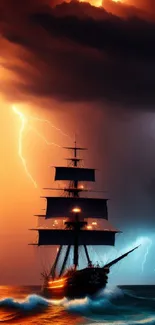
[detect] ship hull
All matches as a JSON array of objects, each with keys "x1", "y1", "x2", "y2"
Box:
[{"x1": 41, "y1": 267, "x2": 109, "y2": 299}]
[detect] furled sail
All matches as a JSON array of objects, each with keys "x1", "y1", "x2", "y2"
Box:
[
  {"x1": 36, "y1": 229, "x2": 119, "y2": 246},
  {"x1": 64, "y1": 146, "x2": 87, "y2": 151},
  {"x1": 44, "y1": 197, "x2": 108, "y2": 219},
  {"x1": 55, "y1": 167, "x2": 95, "y2": 182}
]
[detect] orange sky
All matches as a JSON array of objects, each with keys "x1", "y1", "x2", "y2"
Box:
[
  {"x1": 0, "y1": 0, "x2": 155, "y2": 285},
  {"x1": 1, "y1": 97, "x2": 155, "y2": 285},
  {"x1": 0, "y1": 99, "x2": 72, "y2": 284},
  {"x1": 0, "y1": 96, "x2": 109, "y2": 284}
]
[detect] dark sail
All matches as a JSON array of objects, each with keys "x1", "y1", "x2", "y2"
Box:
[
  {"x1": 36, "y1": 229, "x2": 118, "y2": 246},
  {"x1": 55, "y1": 167, "x2": 95, "y2": 182},
  {"x1": 44, "y1": 197, "x2": 108, "y2": 219}
]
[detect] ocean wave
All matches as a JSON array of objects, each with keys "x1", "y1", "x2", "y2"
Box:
[
  {"x1": 85, "y1": 318, "x2": 155, "y2": 325},
  {"x1": 63, "y1": 286, "x2": 155, "y2": 324},
  {"x1": 0, "y1": 294, "x2": 49, "y2": 311},
  {"x1": 0, "y1": 286, "x2": 155, "y2": 325}
]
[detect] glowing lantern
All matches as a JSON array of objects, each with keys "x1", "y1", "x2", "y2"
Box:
[{"x1": 72, "y1": 207, "x2": 81, "y2": 213}]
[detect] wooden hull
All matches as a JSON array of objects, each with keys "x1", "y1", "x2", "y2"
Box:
[{"x1": 41, "y1": 267, "x2": 109, "y2": 299}]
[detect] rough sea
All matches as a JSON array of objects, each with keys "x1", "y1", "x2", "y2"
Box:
[{"x1": 0, "y1": 285, "x2": 155, "y2": 324}]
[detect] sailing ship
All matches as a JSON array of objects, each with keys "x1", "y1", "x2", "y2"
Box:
[{"x1": 30, "y1": 142, "x2": 139, "y2": 299}]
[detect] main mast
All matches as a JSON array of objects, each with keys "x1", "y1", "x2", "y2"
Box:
[
  {"x1": 31, "y1": 141, "x2": 120, "y2": 279},
  {"x1": 71, "y1": 140, "x2": 79, "y2": 196},
  {"x1": 63, "y1": 141, "x2": 90, "y2": 270}
]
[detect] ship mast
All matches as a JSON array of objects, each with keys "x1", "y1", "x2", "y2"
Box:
[
  {"x1": 30, "y1": 141, "x2": 120, "y2": 279},
  {"x1": 63, "y1": 140, "x2": 90, "y2": 271},
  {"x1": 71, "y1": 140, "x2": 80, "y2": 269}
]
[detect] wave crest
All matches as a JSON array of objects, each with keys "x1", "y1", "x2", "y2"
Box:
[
  {"x1": 0, "y1": 294, "x2": 49, "y2": 311},
  {"x1": 0, "y1": 286, "x2": 155, "y2": 325}
]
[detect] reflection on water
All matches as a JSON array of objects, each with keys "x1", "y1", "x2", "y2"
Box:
[
  {"x1": 0, "y1": 285, "x2": 155, "y2": 324},
  {"x1": 0, "y1": 286, "x2": 85, "y2": 324}
]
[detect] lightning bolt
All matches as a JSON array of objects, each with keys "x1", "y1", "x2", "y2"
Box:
[
  {"x1": 125, "y1": 237, "x2": 152, "y2": 273},
  {"x1": 30, "y1": 127, "x2": 61, "y2": 147},
  {"x1": 130, "y1": 236, "x2": 152, "y2": 273},
  {"x1": 141, "y1": 238, "x2": 152, "y2": 273},
  {"x1": 30, "y1": 116, "x2": 70, "y2": 139},
  {"x1": 12, "y1": 105, "x2": 70, "y2": 188},
  {"x1": 12, "y1": 105, "x2": 38, "y2": 188},
  {"x1": 99, "y1": 236, "x2": 153, "y2": 275}
]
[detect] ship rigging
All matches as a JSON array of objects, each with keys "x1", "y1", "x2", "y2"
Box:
[{"x1": 30, "y1": 141, "x2": 139, "y2": 299}]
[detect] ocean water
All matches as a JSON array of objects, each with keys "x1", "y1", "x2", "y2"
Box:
[{"x1": 0, "y1": 285, "x2": 155, "y2": 324}]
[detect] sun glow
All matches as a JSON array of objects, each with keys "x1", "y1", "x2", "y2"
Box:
[
  {"x1": 79, "y1": 0, "x2": 126, "y2": 8},
  {"x1": 79, "y1": 0, "x2": 102, "y2": 7}
]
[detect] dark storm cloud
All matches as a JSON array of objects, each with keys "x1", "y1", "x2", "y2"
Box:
[
  {"x1": 32, "y1": 8, "x2": 155, "y2": 60},
  {"x1": 1, "y1": 0, "x2": 155, "y2": 107}
]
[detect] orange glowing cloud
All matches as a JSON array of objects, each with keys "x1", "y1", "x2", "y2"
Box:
[
  {"x1": 70, "y1": 0, "x2": 130, "y2": 10},
  {"x1": 111, "y1": 0, "x2": 123, "y2": 2},
  {"x1": 79, "y1": 0, "x2": 127, "y2": 8},
  {"x1": 79, "y1": 0, "x2": 102, "y2": 8},
  {"x1": 75, "y1": 0, "x2": 154, "y2": 20}
]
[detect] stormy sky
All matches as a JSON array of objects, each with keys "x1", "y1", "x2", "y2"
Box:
[
  {"x1": 0, "y1": 0, "x2": 155, "y2": 105},
  {"x1": 1, "y1": 0, "x2": 155, "y2": 285}
]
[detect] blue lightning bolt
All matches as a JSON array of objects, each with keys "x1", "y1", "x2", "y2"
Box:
[
  {"x1": 99, "y1": 236, "x2": 153, "y2": 275},
  {"x1": 140, "y1": 238, "x2": 152, "y2": 272},
  {"x1": 130, "y1": 237, "x2": 152, "y2": 273}
]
